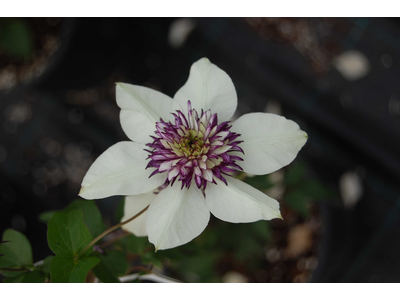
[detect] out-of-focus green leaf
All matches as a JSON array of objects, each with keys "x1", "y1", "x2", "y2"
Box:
[
  {"x1": 65, "y1": 199, "x2": 105, "y2": 239},
  {"x1": 0, "y1": 270, "x2": 26, "y2": 280},
  {"x1": 121, "y1": 234, "x2": 150, "y2": 254},
  {"x1": 0, "y1": 229, "x2": 32, "y2": 268},
  {"x1": 49, "y1": 254, "x2": 100, "y2": 283},
  {"x1": 249, "y1": 220, "x2": 272, "y2": 241},
  {"x1": 92, "y1": 259, "x2": 120, "y2": 283},
  {"x1": 142, "y1": 252, "x2": 163, "y2": 269},
  {"x1": 244, "y1": 175, "x2": 274, "y2": 191},
  {"x1": 92, "y1": 250, "x2": 128, "y2": 283},
  {"x1": 41, "y1": 255, "x2": 54, "y2": 274},
  {"x1": 38, "y1": 211, "x2": 56, "y2": 224},
  {"x1": 176, "y1": 252, "x2": 221, "y2": 283},
  {"x1": 21, "y1": 270, "x2": 46, "y2": 283},
  {"x1": 47, "y1": 209, "x2": 93, "y2": 257},
  {"x1": 3, "y1": 272, "x2": 26, "y2": 283},
  {"x1": 284, "y1": 162, "x2": 305, "y2": 186},
  {"x1": 101, "y1": 250, "x2": 127, "y2": 277},
  {"x1": 285, "y1": 190, "x2": 310, "y2": 216},
  {"x1": 0, "y1": 18, "x2": 33, "y2": 59},
  {"x1": 303, "y1": 180, "x2": 333, "y2": 199},
  {"x1": 114, "y1": 197, "x2": 125, "y2": 223}
]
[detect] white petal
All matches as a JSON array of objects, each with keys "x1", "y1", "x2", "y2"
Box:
[
  {"x1": 231, "y1": 113, "x2": 308, "y2": 175},
  {"x1": 79, "y1": 141, "x2": 166, "y2": 199},
  {"x1": 146, "y1": 183, "x2": 210, "y2": 250},
  {"x1": 122, "y1": 192, "x2": 156, "y2": 237},
  {"x1": 116, "y1": 83, "x2": 180, "y2": 144},
  {"x1": 173, "y1": 58, "x2": 237, "y2": 122},
  {"x1": 206, "y1": 176, "x2": 281, "y2": 223}
]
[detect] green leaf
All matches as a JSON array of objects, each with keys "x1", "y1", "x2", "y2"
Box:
[
  {"x1": 3, "y1": 272, "x2": 26, "y2": 283},
  {"x1": 92, "y1": 250, "x2": 127, "y2": 283},
  {"x1": 92, "y1": 259, "x2": 120, "y2": 283},
  {"x1": 41, "y1": 255, "x2": 54, "y2": 274},
  {"x1": 47, "y1": 209, "x2": 93, "y2": 257},
  {"x1": 177, "y1": 252, "x2": 221, "y2": 282},
  {"x1": 121, "y1": 234, "x2": 150, "y2": 254},
  {"x1": 303, "y1": 180, "x2": 332, "y2": 200},
  {"x1": 0, "y1": 229, "x2": 32, "y2": 268},
  {"x1": 249, "y1": 220, "x2": 272, "y2": 241},
  {"x1": 49, "y1": 254, "x2": 100, "y2": 283},
  {"x1": 142, "y1": 252, "x2": 163, "y2": 269},
  {"x1": 285, "y1": 190, "x2": 310, "y2": 216},
  {"x1": 244, "y1": 175, "x2": 274, "y2": 191},
  {"x1": 0, "y1": 18, "x2": 33, "y2": 59},
  {"x1": 38, "y1": 211, "x2": 56, "y2": 224},
  {"x1": 21, "y1": 270, "x2": 46, "y2": 283},
  {"x1": 114, "y1": 197, "x2": 125, "y2": 223},
  {"x1": 284, "y1": 162, "x2": 305, "y2": 186},
  {"x1": 65, "y1": 199, "x2": 106, "y2": 239},
  {"x1": 101, "y1": 250, "x2": 128, "y2": 277}
]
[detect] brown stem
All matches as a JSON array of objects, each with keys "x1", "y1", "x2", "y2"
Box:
[
  {"x1": 77, "y1": 205, "x2": 149, "y2": 259},
  {"x1": 99, "y1": 231, "x2": 130, "y2": 249}
]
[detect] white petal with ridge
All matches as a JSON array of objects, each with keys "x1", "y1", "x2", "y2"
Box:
[
  {"x1": 174, "y1": 57, "x2": 237, "y2": 122},
  {"x1": 80, "y1": 141, "x2": 166, "y2": 199},
  {"x1": 146, "y1": 183, "x2": 210, "y2": 250},
  {"x1": 206, "y1": 176, "x2": 281, "y2": 223},
  {"x1": 231, "y1": 112, "x2": 308, "y2": 175},
  {"x1": 116, "y1": 83, "x2": 180, "y2": 144}
]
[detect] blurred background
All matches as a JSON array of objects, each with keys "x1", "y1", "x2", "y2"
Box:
[{"x1": 1, "y1": 17, "x2": 400, "y2": 283}]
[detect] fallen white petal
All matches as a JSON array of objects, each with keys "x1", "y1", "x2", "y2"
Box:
[
  {"x1": 206, "y1": 176, "x2": 281, "y2": 223},
  {"x1": 173, "y1": 57, "x2": 237, "y2": 122},
  {"x1": 146, "y1": 183, "x2": 210, "y2": 250},
  {"x1": 122, "y1": 192, "x2": 156, "y2": 237},
  {"x1": 231, "y1": 112, "x2": 308, "y2": 175},
  {"x1": 116, "y1": 83, "x2": 180, "y2": 144},
  {"x1": 80, "y1": 141, "x2": 166, "y2": 199}
]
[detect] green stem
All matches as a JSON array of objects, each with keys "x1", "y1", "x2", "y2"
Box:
[
  {"x1": 77, "y1": 205, "x2": 149, "y2": 259},
  {"x1": 0, "y1": 266, "x2": 35, "y2": 272}
]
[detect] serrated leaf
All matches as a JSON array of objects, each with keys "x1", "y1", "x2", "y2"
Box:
[
  {"x1": 65, "y1": 199, "x2": 105, "y2": 239},
  {"x1": 0, "y1": 229, "x2": 32, "y2": 268},
  {"x1": 47, "y1": 209, "x2": 93, "y2": 257},
  {"x1": 49, "y1": 254, "x2": 100, "y2": 283},
  {"x1": 38, "y1": 211, "x2": 56, "y2": 224}
]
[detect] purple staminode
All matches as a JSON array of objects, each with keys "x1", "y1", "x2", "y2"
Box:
[{"x1": 146, "y1": 101, "x2": 244, "y2": 190}]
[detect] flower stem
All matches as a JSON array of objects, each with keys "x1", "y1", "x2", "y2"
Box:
[{"x1": 77, "y1": 205, "x2": 149, "y2": 259}]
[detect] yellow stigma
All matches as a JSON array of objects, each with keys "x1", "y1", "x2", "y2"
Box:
[{"x1": 177, "y1": 129, "x2": 206, "y2": 158}]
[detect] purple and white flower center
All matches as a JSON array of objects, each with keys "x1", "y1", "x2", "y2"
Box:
[{"x1": 146, "y1": 101, "x2": 244, "y2": 190}]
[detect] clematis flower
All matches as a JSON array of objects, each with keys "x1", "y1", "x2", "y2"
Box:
[{"x1": 79, "y1": 58, "x2": 307, "y2": 250}]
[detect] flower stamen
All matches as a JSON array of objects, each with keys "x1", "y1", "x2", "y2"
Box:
[{"x1": 146, "y1": 101, "x2": 244, "y2": 190}]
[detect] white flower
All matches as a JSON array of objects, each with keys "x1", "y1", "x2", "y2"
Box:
[{"x1": 79, "y1": 58, "x2": 308, "y2": 250}]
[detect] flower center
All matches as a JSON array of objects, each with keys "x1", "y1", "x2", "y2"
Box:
[{"x1": 146, "y1": 101, "x2": 244, "y2": 190}]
